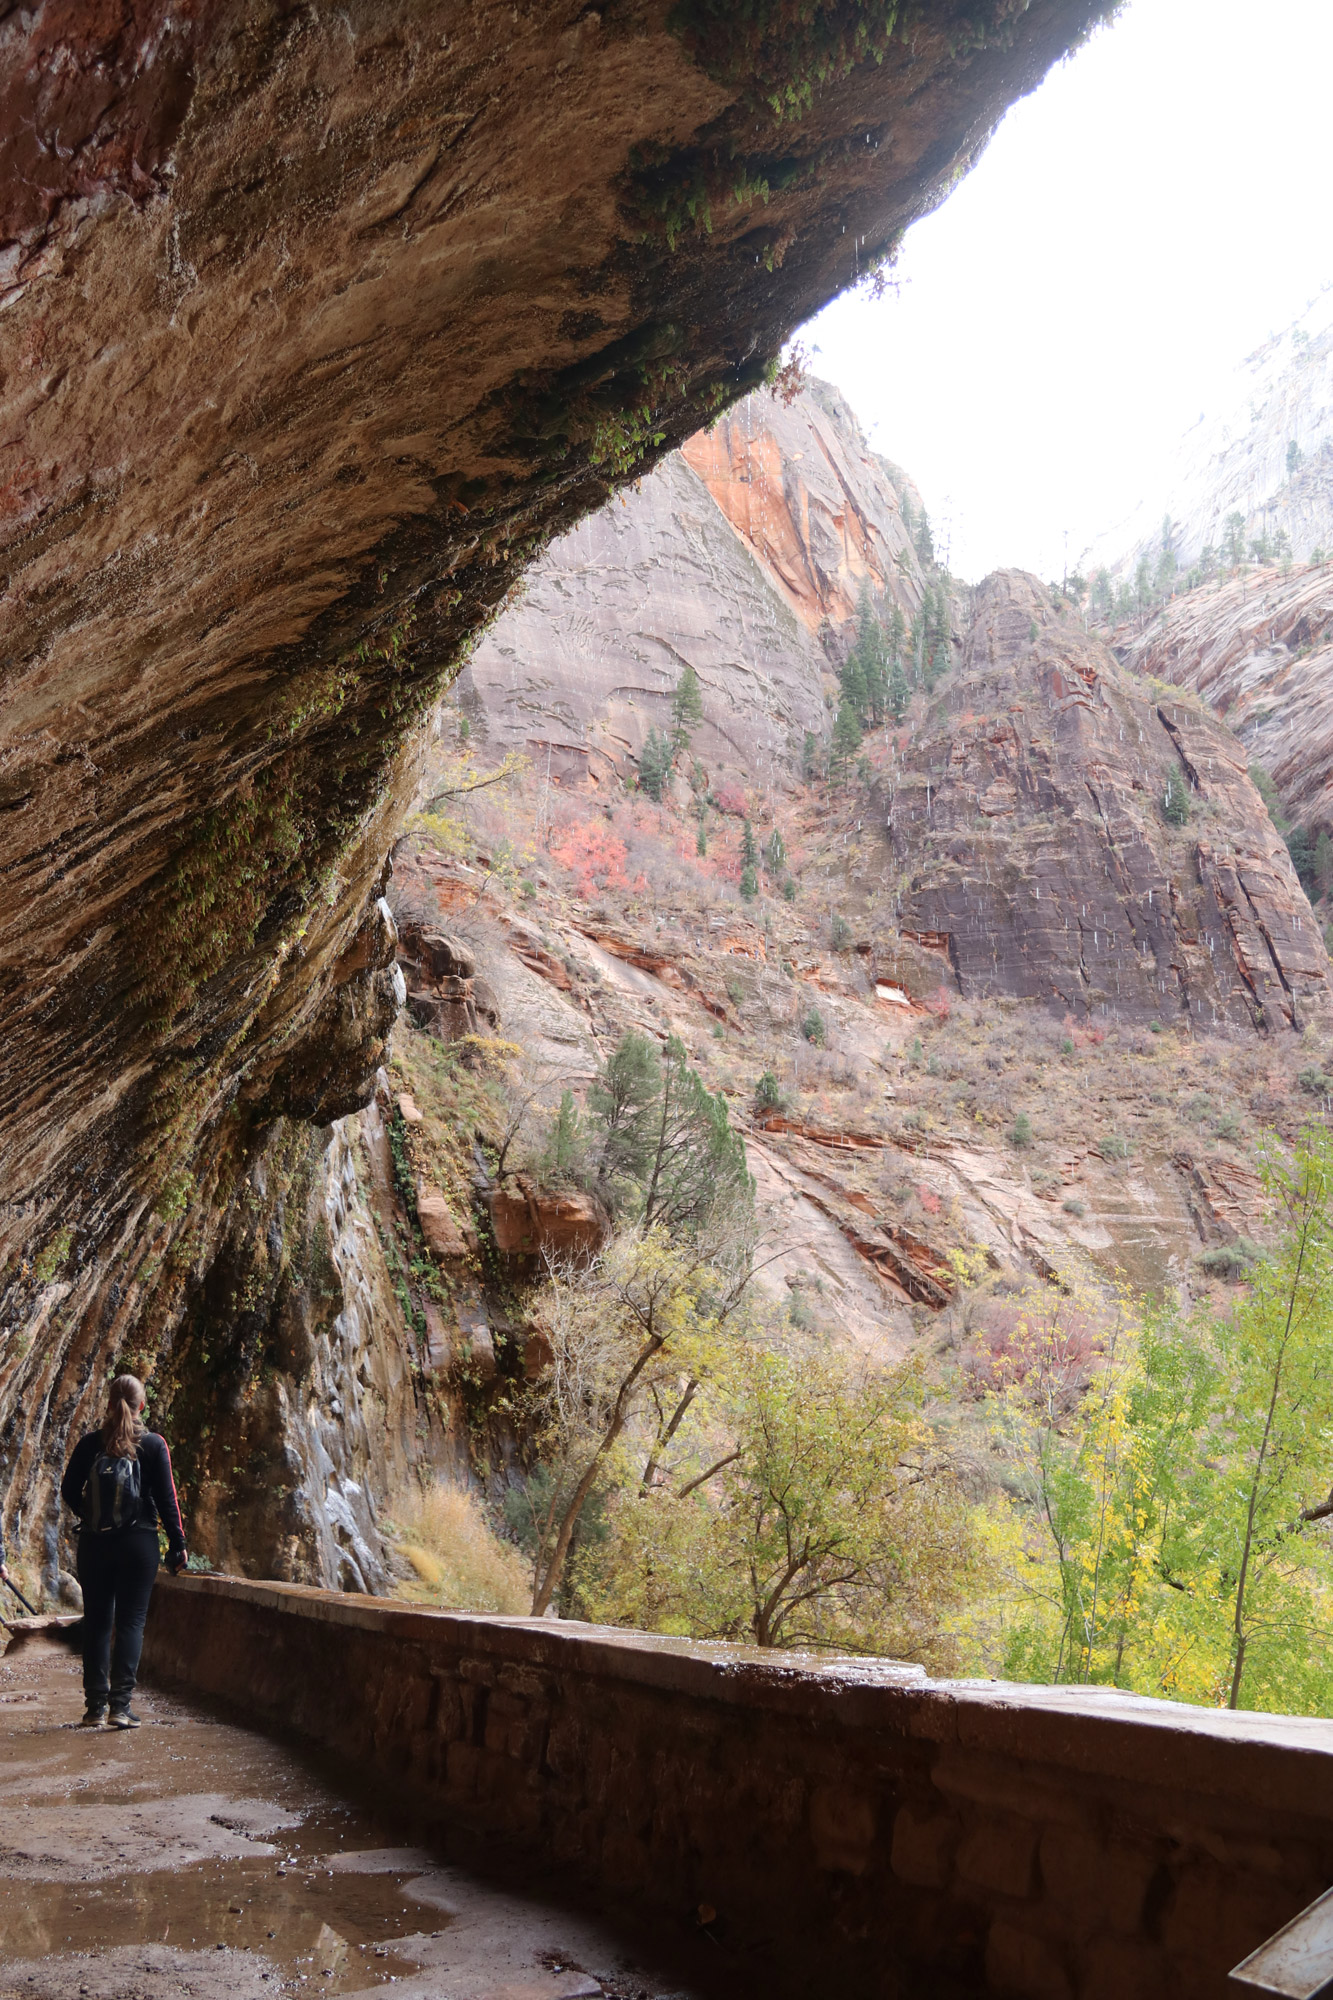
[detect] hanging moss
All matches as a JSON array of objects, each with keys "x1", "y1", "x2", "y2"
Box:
[{"x1": 669, "y1": 0, "x2": 902, "y2": 123}]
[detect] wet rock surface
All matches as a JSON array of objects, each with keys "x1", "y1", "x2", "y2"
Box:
[{"x1": 0, "y1": 1635, "x2": 699, "y2": 2000}]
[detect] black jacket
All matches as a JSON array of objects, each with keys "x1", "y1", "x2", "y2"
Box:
[{"x1": 61, "y1": 1431, "x2": 187, "y2": 1557}]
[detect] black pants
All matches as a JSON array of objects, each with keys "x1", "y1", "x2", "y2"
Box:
[{"x1": 76, "y1": 1530, "x2": 160, "y2": 1710}]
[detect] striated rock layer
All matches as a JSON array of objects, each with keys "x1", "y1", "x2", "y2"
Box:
[
  {"x1": 883, "y1": 572, "x2": 1330, "y2": 1031},
  {"x1": 1122, "y1": 563, "x2": 1333, "y2": 839},
  {"x1": 0, "y1": 0, "x2": 1118, "y2": 1576}
]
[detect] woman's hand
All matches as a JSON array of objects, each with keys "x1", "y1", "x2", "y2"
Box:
[{"x1": 169, "y1": 1550, "x2": 189, "y2": 1576}]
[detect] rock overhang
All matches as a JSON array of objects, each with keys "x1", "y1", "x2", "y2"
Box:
[{"x1": 0, "y1": 0, "x2": 1121, "y2": 1544}]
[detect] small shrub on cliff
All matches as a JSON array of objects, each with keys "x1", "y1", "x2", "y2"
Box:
[
  {"x1": 830, "y1": 914, "x2": 853, "y2": 952},
  {"x1": 801, "y1": 1006, "x2": 827, "y2": 1047},
  {"x1": 1198, "y1": 1239, "x2": 1261, "y2": 1282},
  {"x1": 1099, "y1": 1132, "x2": 1132, "y2": 1161},
  {"x1": 754, "y1": 1070, "x2": 786, "y2": 1114},
  {"x1": 1009, "y1": 1113, "x2": 1033, "y2": 1149}
]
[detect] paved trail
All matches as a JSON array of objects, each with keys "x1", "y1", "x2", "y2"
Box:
[{"x1": 0, "y1": 1633, "x2": 702, "y2": 2000}]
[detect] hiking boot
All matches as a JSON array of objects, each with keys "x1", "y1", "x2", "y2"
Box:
[
  {"x1": 78, "y1": 1706, "x2": 107, "y2": 1728},
  {"x1": 108, "y1": 1707, "x2": 141, "y2": 1729}
]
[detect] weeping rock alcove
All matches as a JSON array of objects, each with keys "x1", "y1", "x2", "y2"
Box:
[{"x1": 0, "y1": 0, "x2": 1118, "y2": 1580}]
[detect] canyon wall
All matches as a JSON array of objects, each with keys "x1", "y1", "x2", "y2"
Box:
[
  {"x1": 1087, "y1": 290, "x2": 1333, "y2": 577},
  {"x1": 460, "y1": 380, "x2": 928, "y2": 790},
  {"x1": 1122, "y1": 563, "x2": 1333, "y2": 842},
  {"x1": 887, "y1": 571, "x2": 1330, "y2": 1030},
  {"x1": 0, "y1": 0, "x2": 1121, "y2": 1576}
]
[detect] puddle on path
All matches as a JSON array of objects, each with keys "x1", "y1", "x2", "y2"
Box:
[{"x1": 0, "y1": 1636, "x2": 700, "y2": 2000}]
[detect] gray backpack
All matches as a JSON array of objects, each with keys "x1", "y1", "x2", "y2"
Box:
[{"x1": 85, "y1": 1452, "x2": 141, "y2": 1533}]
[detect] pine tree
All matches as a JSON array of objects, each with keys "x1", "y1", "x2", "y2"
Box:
[
  {"x1": 696, "y1": 813, "x2": 708, "y2": 858},
  {"x1": 741, "y1": 819, "x2": 758, "y2": 868},
  {"x1": 887, "y1": 656, "x2": 911, "y2": 722},
  {"x1": 764, "y1": 828, "x2": 786, "y2": 875},
  {"x1": 542, "y1": 1090, "x2": 585, "y2": 1182},
  {"x1": 1222, "y1": 512, "x2": 1247, "y2": 569},
  {"x1": 914, "y1": 509, "x2": 935, "y2": 567},
  {"x1": 638, "y1": 726, "x2": 674, "y2": 802},
  {"x1": 839, "y1": 649, "x2": 870, "y2": 722},
  {"x1": 830, "y1": 701, "x2": 863, "y2": 786},
  {"x1": 1314, "y1": 829, "x2": 1333, "y2": 901},
  {"x1": 801, "y1": 730, "x2": 820, "y2": 782},
  {"x1": 1163, "y1": 764, "x2": 1191, "y2": 827},
  {"x1": 671, "y1": 664, "x2": 705, "y2": 751},
  {"x1": 739, "y1": 864, "x2": 758, "y2": 901}
]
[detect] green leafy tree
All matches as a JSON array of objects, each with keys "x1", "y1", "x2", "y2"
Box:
[
  {"x1": 637, "y1": 1035, "x2": 753, "y2": 1238},
  {"x1": 522, "y1": 1226, "x2": 753, "y2": 1616},
  {"x1": 1287, "y1": 439, "x2": 1303, "y2": 478},
  {"x1": 993, "y1": 1131, "x2": 1333, "y2": 1714},
  {"x1": 1286, "y1": 824, "x2": 1317, "y2": 895},
  {"x1": 671, "y1": 664, "x2": 705, "y2": 751},
  {"x1": 584, "y1": 1348, "x2": 978, "y2": 1659}
]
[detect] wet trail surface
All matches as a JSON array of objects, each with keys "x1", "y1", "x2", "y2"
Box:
[{"x1": 0, "y1": 1636, "x2": 705, "y2": 2000}]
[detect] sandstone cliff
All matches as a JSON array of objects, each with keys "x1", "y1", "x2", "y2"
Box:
[
  {"x1": 459, "y1": 381, "x2": 928, "y2": 789},
  {"x1": 1121, "y1": 562, "x2": 1333, "y2": 844},
  {"x1": 1087, "y1": 291, "x2": 1333, "y2": 577},
  {"x1": 887, "y1": 571, "x2": 1330, "y2": 1032},
  {"x1": 1, "y1": 0, "x2": 1119, "y2": 1582}
]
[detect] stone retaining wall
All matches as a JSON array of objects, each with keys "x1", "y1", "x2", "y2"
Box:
[{"x1": 143, "y1": 1574, "x2": 1333, "y2": 2000}]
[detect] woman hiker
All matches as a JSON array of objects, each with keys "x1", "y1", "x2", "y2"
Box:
[{"x1": 61, "y1": 1374, "x2": 188, "y2": 1729}]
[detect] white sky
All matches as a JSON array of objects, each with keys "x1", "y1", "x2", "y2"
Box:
[{"x1": 804, "y1": 0, "x2": 1333, "y2": 583}]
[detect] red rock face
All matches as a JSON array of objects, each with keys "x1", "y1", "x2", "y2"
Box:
[
  {"x1": 1121, "y1": 565, "x2": 1333, "y2": 836},
  {"x1": 487, "y1": 1180, "x2": 609, "y2": 1264},
  {"x1": 885, "y1": 572, "x2": 1329, "y2": 1032},
  {"x1": 460, "y1": 381, "x2": 929, "y2": 792},
  {"x1": 679, "y1": 383, "x2": 924, "y2": 634}
]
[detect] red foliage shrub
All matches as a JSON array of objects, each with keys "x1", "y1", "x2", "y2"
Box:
[
  {"x1": 961, "y1": 1294, "x2": 1104, "y2": 1407},
  {"x1": 549, "y1": 819, "x2": 630, "y2": 896}
]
